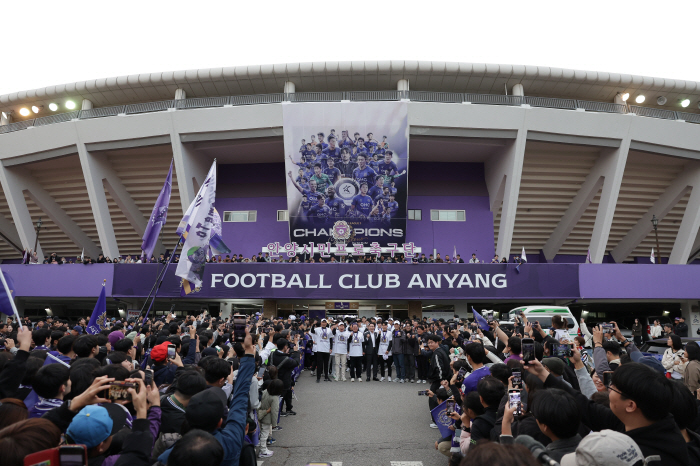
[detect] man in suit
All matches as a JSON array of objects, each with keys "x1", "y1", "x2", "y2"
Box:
[{"x1": 363, "y1": 323, "x2": 380, "y2": 381}]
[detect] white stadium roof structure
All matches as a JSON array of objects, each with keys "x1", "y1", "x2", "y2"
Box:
[{"x1": 0, "y1": 61, "x2": 700, "y2": 264}]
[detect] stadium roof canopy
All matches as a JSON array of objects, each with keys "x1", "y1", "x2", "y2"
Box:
[{"x1": 2, "y1": 61, "x2": 700, "y2": 115}]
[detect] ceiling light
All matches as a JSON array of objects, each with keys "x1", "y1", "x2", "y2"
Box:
[
  {"x1": 635, "y1": 95, "x2": 645, "y2": 104},
  {"x1": 65, "y1": 100, "x2": 76, "y2": 110},
  {"x1": 621, "y1": 93, "x2": 630, "y2": 101},
  {"x1": 656, "y1": 96, "x2": 667, "y2": 105},
  {"x1": 31, "y1": 105, "x2": 43, "y2": 114},
  {"x1": 681, "y1": 99, "x2": 690, "y2": 108},
  {"x1": 19, "y1": 108, "x2": 30, "y2": 116},
  {"x1": 49, "y1": 103, "x2": 58, "y2": 111}
]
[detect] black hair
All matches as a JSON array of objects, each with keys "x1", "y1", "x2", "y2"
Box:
[
  {"x1": 21, "y1": 356, "x2": 45, "y2": 386},
  {"x1": 612, "y1": 362, "x2": 673, "y2": 422},
  {"x1": 32, "y1": 328, "x2": 51, "y2": 347},
  {"x1": 669, "y1": 335, "x2": 683, "y2": 352},
  {"x1": 168, "y1": 429, "x2": 224, "y2": 466},
  {"x1": 531, "y1": 388, "x2": 581, "y2": 439},
  {"x1": 464, "y1": 342, "x2": 487, "y2": 364},
  {"x1": 427, "y1": 335, "x2": 442, "y2": 344},
  {"x1": 477, "y1": 376, "x2": 506, "y2": 407},
  {"x1": 32, "y1": 364, "x2": 70, "y2": 399},
  {"x1": 507, "y1": 337, "x2": 522, "y2": 355},
  {"x1": 73, "y1": 335, "x2": 98, "y2": 358},
  {"x1": 267, "y1": 379, "x2": 285, "y2": 396},
  {"x1": 669, "y1": 379, "x2": 697, "y2": 430},
  {"x1": 602, "y1": 340, "x2": 621, "y2": 356},
  {"x1": 489, "y1": 363, "x2": 512, "y2": 385},
  {"x1": 93, "y1": 364, "x2": 130, "y2": 381},
  {"x1": 686, "y1": 341, "x2": 700, "y2": 362},
  {"x1": 464, "y1": 391, "x2": 485, "y2": 416},
  {"x1": 67, "y1": 358, "x2": 101, "y2": 398},
  {"x1": 56, "y1": 334, "x2": 77, "y2": 355},
  {"x1": 174, "y1": 368, "x2": 208, "y2": 397},
  {"x1": 114, "y1": 339, "x2": 133, "y2": 353},
  {"x1": 106, "y1": 351, "x2": 128, "y2": 365},
  {"x1": 199, "y1": 356, "x2": 231, "y2": 384},
  {"x1": 435, "y1": 387, "x2": 449, "y2": 403}
]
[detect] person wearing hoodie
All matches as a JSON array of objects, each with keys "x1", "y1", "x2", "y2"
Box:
[{"x1": 669, "y1": 379, "x2": 700, "y2": 464}]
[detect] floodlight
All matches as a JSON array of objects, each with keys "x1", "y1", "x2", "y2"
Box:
[
  {"x1": 656, "y1": 96, "x2": 667, "y2": 105},
  {"x1": 635, "y1": 95, "x2": 645, "y2": 104},
  {"x1": 65, "y1": 100, "x2": 76, "y2": 110},
  {"x1": 31, "y1": 105, "x2": 43, "y2": 114},
  {"x1": 19, "y1": 108, "x2": 30, "y2": 116},
  {"x1": 49, "y1": 103, "x2": 58, "y2": 111},
  {"x1": 681, "y1": 99, "x2": 690, "y2": 108},
  {"x1": 621, "y1": 93, "x2": 630, "y2": 101}
]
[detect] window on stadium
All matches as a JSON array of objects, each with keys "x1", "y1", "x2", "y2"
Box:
[
  {"x1": 223, "y1": 211, "x2": 257, "y2": 222},
  {"x1": 430, "y1": 210, "x2": 465, "y2": 221},
  {"x1": 277, "y1": 210, "x2": 289, "y2": 221},
  {"x1": 408, "y1": 209, "x2": 422, "y2": 221}
]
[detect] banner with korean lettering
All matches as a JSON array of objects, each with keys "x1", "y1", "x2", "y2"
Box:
[{"x1": 283, "y1": 102, "x2": 409, "y2": 249}]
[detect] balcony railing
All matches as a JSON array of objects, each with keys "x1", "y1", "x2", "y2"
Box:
[{"x1": 1, "y1": 90, "x2": 698, "y2": 135}]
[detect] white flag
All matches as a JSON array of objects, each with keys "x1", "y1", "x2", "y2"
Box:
[
  {"x1": 521, "y1": 247, "x2": 527, "y2": 263},
  {"x1": 650, "y1": 247, "x2": 655, "y2": 264},
  {"x1": 175, "y1": 162, "x2": 217, "y2": 289},
  {"x1": 81, "y1": 248, "x2": 84, "y2": 262},
  {"x1": 586, "y1": 249, "x2": 591, "y2": 264}
]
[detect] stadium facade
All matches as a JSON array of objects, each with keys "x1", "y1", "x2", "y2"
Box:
[{"x1": 1, "y1": 61, "x2": 700, "y2": 327}]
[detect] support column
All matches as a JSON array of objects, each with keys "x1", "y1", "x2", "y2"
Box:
[
  {"x1": 485, "y1": 130, "x2": 527, "y2": 259},
  {"x1": 612, "y1": 162, "x2": 700, "y2": 263},
  {"x1": 81, "y1": 99, "x2": 93, "y2": 110},
  {"x1": 0, "y1": 111, "x2": 11, "y2": 126},
  {"x1": 588, "y1": 138, "x2": 631, "y2": 263},
  {"x1": 408, "y1": 301, "x2": 422, "y2": 320},
  {"x1": 175, "y1": 89, "x2": 186, "y2": 100},
  {"x1": 283, "y1": 81, "x2": 296, "y2": 94},
  {"x1": 0, "y1": 164, "x2": 44, "y2": 260},
  {"x1": 670, "y1": 169, "x2": 700, "y2": 264},
  {"x1": 512, "y1": 84, "x2": 524, "y2": 96},
  {"x1": 262, "y1": 300, "x2": 277, "y2": 319},
  {"x1": 77, "y1": 144, "x2": 120, "y2": 259},
  {"x1": 684, "y1": 301, "x2": 700, "y2": 337},
  {"x1": 170, "y1": 132, "x2": 211, "y2": 211},
  {"x1": 397, "y1": 79, "x2": 409, "y2": 91}
]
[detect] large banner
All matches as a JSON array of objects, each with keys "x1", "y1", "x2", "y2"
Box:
[{"x1": 283, "y1": 102, "x2": 409, "y2": 248}]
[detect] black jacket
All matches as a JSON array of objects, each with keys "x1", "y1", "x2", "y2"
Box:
[
  {"x1": 363, "y1": 330, "x2": 380, "y2": 353},
  {"x1": 271, "y1": 349, "x2": 300, "y2": 389},
  {"x1": 425, "y1": 346, "x2": 450, "y2": 382},
  {"x1": 0, "y1": 349, "x2": 28, "y2": 398},
  {"x1": 471, "y1": 406, "x2": 497, "y2": 442},
  {"x1": 676, "y1": 322, "x2": 689, "y2": 337}
]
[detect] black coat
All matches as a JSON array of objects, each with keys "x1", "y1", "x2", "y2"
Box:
[{"x1": 271, "y1": 350, "x2": 300, "y2": 389}]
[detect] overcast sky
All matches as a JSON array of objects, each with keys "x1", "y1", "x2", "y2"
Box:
[{"x1": 2, "y1": 0, "x2": 699, "y2": 96}]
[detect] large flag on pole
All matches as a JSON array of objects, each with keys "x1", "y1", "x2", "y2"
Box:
[
  {"x1": 430, "y1": 399, "x2": 458, "y2": 439},
  {"x1": 176, "y1": 161, "x2": 217, "y2": 294},
  {"x1": 650, "y1": 247, "x2": 655, "y2": 264},
  {"x1": 472, "y1": 307, "x2": 490, "y2": 331},
  {"x1": 86, "y1": 280, "x2": 108, "y2": 335},
  {"x1": 521, "y1": 247, "x2": 527, "y2": 263},
  {"x1": 0, "y1": 268, "x2": 21, "y2": 325},
  {"x1": 141, "y1": 161, "x2": 173, "y2": 260}
]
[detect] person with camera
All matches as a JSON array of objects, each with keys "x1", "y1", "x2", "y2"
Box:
[{"x1": 422, "y1": 335, "x2": 451, "y2": 427}]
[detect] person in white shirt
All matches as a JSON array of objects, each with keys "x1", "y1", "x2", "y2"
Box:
[
  {"x1": 650, "y1": 320, "x2": 663, "y2": 339},
  {"x1": 469, "y1": 253, "x2": 479, "y2": 263},
  {"x1": 376, "y1": 321, "x2": 394, "y2": 381},
  {"x1": 347, "y1": 322, "x2": 365, "y2": 382},
  {"x1": 332, "y1": 322, "x2": 350, "y2": 382},
  {"x1": 312, "y1": 319, "x2": 332, "y2": 383}
]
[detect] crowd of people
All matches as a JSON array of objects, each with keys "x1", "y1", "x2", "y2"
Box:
[{"x1": 1, "y1": 308, "x2": 699, "y2": 465}]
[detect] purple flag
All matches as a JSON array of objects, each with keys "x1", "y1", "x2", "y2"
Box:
[
  {"x1": 86, "y1": 281, "x2": 107, "y2": 335},
  {"x1": 141, "y1": 161, "x2": 172, "y2": 261}
]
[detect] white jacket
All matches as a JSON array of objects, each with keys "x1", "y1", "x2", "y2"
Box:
[
  {"x1": 662, "y1": 347, "x2": 685, "y2": 372},
  {"x1": 650, "y1": 325, "x2": 662, "y2": 339}
]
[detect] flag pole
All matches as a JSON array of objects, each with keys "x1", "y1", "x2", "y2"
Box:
[
  {"x1": 139, "y1": 237, "x2": 182, "y2": 322},
  {"x1": 0, "y1": 266, "x2": 23, "y2": 331}
]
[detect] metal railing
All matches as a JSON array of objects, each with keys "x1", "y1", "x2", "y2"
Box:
[{"x1": 2, "y1": 90, "x2": 699, "y2": 135}]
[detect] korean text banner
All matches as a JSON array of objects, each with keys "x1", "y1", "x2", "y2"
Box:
[{"x1": 283, "y1": 102, "x2": 409, "y2": 248}]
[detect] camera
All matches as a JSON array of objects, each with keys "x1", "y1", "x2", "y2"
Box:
[
  {"x1": 522, "y1": 338, "x2": 535, "y2": 362},
  {"x1": 101, "y1": 381, "x2": 138, "y2": 401}
]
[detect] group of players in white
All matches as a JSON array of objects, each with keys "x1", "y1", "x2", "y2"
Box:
[{"x1": 287, "y1": 130, "x2": 406, "y2": 226}]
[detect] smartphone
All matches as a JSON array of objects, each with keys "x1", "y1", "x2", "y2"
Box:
[
  {"x1": 603, "y1": 371, "x2": 614, "y2": 388},
  {"x1": 167, "y1": 344, "x2": 176, "y2": 360},
  {"x1": 600, "y1": 323, "x2": 614, "y2": 332},
  {"x1": 511, "y1": 369, "x2": 522, "y2": 389},
  {"x1": 257, "y1": 366, "x2": 266, "y2": 378},
  {"x1": 101, "y1": 381, "x2": 138, "y2": 401},
  {"x1": 552, "y1": 343, "x2": 573, "y2": 358},
  {"x1": 233, "y1": 314, "x2": 246, "y2": 343},
  {"x1": 508, "y1": 389, "x2": 522, "y2": 415},
  {"x1": 145, "y1": 369, "x2": 154, "y2": 387},
  {"x1": 487, "y1": 313, "x2": 494, "y2": 323},
  {"x1": 522, "y1": 338, "x2": 535, "y2": 362},
  {"x1": 24, "y1": 445, "x2": 88, "y2": 466},
  {"x1": 457, "y1": 367, "x2": 467, "y2": 379},
  {"x1": 418, "y1": 390, "x2": 429, "y2": 396},
  {"x1": 445, "y1": 400, "x2": 455, "y2": 414}
]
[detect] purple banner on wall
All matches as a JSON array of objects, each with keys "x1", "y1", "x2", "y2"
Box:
[{"x1": 109, "y1": 263, "x2": 580, "y2": 300}]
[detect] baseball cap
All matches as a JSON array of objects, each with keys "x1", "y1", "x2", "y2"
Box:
[
  {"x1": 675, "y1": 317, "x2": 680, "y2": 321},
  {"x1": 321, "y1": 319, "x2": 327, "y2": 323},
  {"x1": 150, "y1": 342, "x2": 169, "y2": 363},
  {"x1": 185, "y1": 387, "x2": 228, "y2": 431},
  {"x1": 67, "y1": 405, "x2": 113, "y2": 449},
  {"x1": 630, "y1": 352, "x2": 666, "y2": 375},
  {"x1": 108, "y1": 330, "x2": 125, "y2": 347},
  {"x1": 542, "y1": 357, "x2": 566, "y2": 376},
  {"x1": 394, "y1": 321, "x2": 400, "y2": 325},
  {"x1": 201, "y1": 347, "x2": 218, "y2": 358},
  {"x1": 560, "y1": 430, "x2": 644, "y2": 466},
  {"x1": 73, "y1": 325, "x2": 83, "y2": 334}
]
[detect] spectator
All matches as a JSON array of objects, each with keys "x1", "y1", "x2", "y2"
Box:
[
  {"x1": 472, "y1": 376, "x2": 505, "y2": 441},
  {"x1": 676, "y1": 317, "x2": 689, "y2": 337},
  {"x1": 159, "y1": 367, "x2": 207, "y2": 435},
  {"x1": 683, "y1": 341, "x2": 700, "y2": 393},
  {"x1": 28, "y1": 364, "x2": 70, "y2": 418},
  {"x1": 668, "y1": 379, "x2": 700, "y2": 463},
  {"x1": 559, "y1": 430, "x2": 647, "y2": 466},
  {"x1": 0, "y1": 418, "x2": 62, "y2": 466},
  {"x1": 0, "y1": 398, "x2": 28, "y2": 430},
  {"x1": 167, "y1": 430, "x2": 223, "y2": 466},
  {"x1": 632, "y1": 318, "x2": 643, "y2": 346},
  {"x1": 662, "y1": 334, "x2": 685, "y2": 375},
  {"x1": 258, "y1": 378, "x2": 284, "y2": 458},
  {"x1": 650, "y1": 320, "x2": 663, "y2": 339},
  {"x1": 528, "y1": 388, "x2": 582, "y2": 461},
  {"x1": 462, "y1": 343, "x2": 491, "y2": 394},
  {"x1": 469, "y1": 253, "x2": 479, "y2": 263}
]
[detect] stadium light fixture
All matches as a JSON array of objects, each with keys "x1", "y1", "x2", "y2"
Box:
[
  {"x1": 681, "y1": 99, "x2": 690, "y2": 108},
  {"x1": 49, "y1": 103, "x2": 58, "y2": 111},
  {"x1": 19, "y1": 108, "x2": 30, "y2": 116},
  {"x1": 635, "y1": 95, "x2": 645, "y2": 104},
  {"x1": 65, "y1": 100, "x2": 76, "y2": 110},
  {"x1": 621, "y1": 93, "x2": 630, "y2": 101},
  {"x1": 31, "y1": 105, "x2": 43, "y2": 114},
  {"x1": 656, "y1": 96, "x2": 667, "y2": 105}
]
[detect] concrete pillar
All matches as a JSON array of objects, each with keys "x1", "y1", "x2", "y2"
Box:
[
  {"x1": 262, "y1": 300, "x2": 277, "y2": 319},
  {"x1": 283, "y1": 82, "x2": 296, "y2": 94},
  {"x1": 0, "y1": 111, "x2": 11, "y2": 126},
  {"x1": 588, "y1": 139, "x2": 631, "y2": 263},
  {"x1": 614, "y1": 93, "x2": 625, "y2": 105},
  {"x1": 77, "y1": 144, "x2": 120, "y2": 259},
  {"x1": 170, "y1": 132, "x2": 211, "y2": 211},
  {"x1": 512, "y1": 84, "x2": 524, "y2": 96},
  {"x1": 175, "y1": 89, "x2": 186, "y2": 100},
  {"x1": 81, "y1": 99, "x2": 93, "y2": 110},
  {"x1": 670, "y1": 183, "x2": 700, "y2": 264},
  {"x1": 397, "y1": 79, "x2": 409, "y2": 91},
  {"x1": 408, "y1": 301, "x2": 422, "y2": 320},
  {"x1": 0, "y1": 165, "x2": 44, "y2": 260},
  {"x1": 684, "y1": 301, "x2": 700, "y2": 337}
]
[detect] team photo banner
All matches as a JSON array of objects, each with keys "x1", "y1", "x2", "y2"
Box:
[{"x1": 283, "y1": 102, "x2": 409, "y2": 247}]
